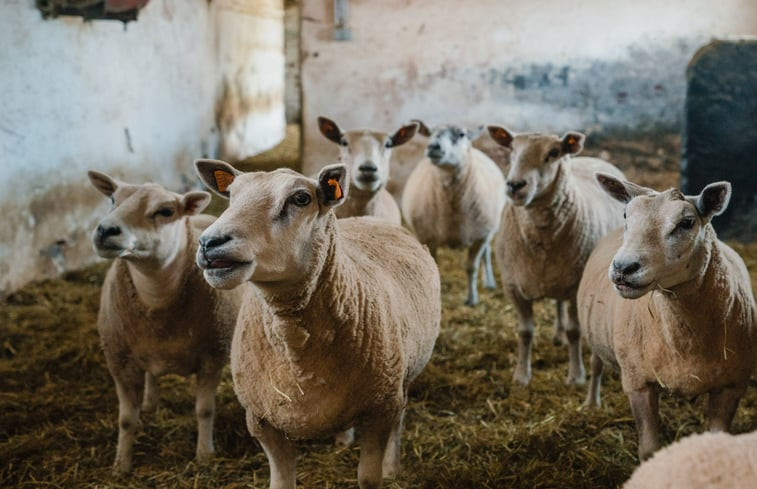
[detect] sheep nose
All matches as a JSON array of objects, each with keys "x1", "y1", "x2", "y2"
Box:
[
  {"x1": 358, "y1": 163, "x2": 377, "y2": 173},
  {"x1": 507, "y1": 180, "x2": 527, "y2": 192},
  {"x1": 613, "y1": 260, "x2": 641, "y2": 275},
  {"x1": 96, "y1": 224, "x2": 121, "y2": 238},
  {"x1": 200, "y1": 234, "x2": 231, "y2": 252},
  {"x1": 427, "y1": 142, "x2": 441, "y2": 152}
]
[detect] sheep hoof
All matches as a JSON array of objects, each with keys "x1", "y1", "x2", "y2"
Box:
[
  {"x1": 512, "y1": 371, "x2": 531, "y2": 386},
  {"x1": 196, "y1": 447, "x2": 215, "y2": 463},
  {"x1": 464, "y1": 297, "x2": 479, "y2": 307},
  {"x1": 565, "y1": 373, "x2": 587, "y2": 386},
  {"x1": 335, "y1": 428, "x2": 355, "y2": 447}
]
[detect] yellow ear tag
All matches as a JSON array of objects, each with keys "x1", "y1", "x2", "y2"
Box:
[
  {"x1": 214, "y1": 170, "x2": 234, "y2": 193},
  {"x1": 327, "y1": 178, "x2": 343, "y2": 200}
]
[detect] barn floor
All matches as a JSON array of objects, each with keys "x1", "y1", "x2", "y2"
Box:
[{"x1": 2, "y1": 238, "x2": 757, "y2": 488}]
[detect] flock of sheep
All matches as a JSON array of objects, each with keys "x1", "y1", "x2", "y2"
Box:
[{"x1": 87, "y1": 117, "x2": 757, "y2": 489}]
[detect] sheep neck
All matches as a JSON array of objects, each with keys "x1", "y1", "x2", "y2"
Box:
[
  {"x1": 516, "y1": 160, "x2": 576, "y2": 234},
  {"x1": 434, "y1": 153, "x2": 472, "y2": 189},
  {"x1": 644, "y1": 227, "x2": 731, "y2": 355},
  {"x1": 124, "y1": 218, "x2": 192, "y2": 311},
  {"x1": 340, "y1": 186, "x2": 380, "y2": 215}
]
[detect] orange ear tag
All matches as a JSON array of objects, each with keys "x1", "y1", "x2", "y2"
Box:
[
  {"x1": 567, "y1": 136, "x2": 576, "y2": 145},
  {"x1": 327, "y1": 178, "x2": 343, "y2": 200},
  {"x1": 214, "y1": 170, "x2": 234, "y2": 193}
]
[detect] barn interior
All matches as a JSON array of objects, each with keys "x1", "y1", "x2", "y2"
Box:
[{"x1": 1, "y1": 1, "x2": 757, "y2": 488}]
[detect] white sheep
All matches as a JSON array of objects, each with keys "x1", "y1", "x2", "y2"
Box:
[
  {"x1": 401, "y1": 122, "x2": 506, "y2": 306},
  {"x1": 623, "y1": 431, "x2": 757, "y2": 488},
  {"x1": 318, "y1": 116, "x2": 417, "y2": 225},
  {"x1": 193, "y1": 159, "x2": 441, "y2": 489},
  {"x1": 88, "y1": 171, "x2": 242, "y2": 474},
  {"x1": 579, "y1": 174, "x2": 757, "y2": 461},
  {"x1": 486, "y1": 125, "x2": 625, "y2": 386}
]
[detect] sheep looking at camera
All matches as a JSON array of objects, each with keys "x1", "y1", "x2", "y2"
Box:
[
  {"x1": 194, "y1": 159, "x2": 441, "y2": 489},
  {"x1": 401, "y1": 122, "x2": 506, "y2": 306},
  {"x1": 318, "y1": 116, "x2": 417, "y2": 225},
  {"x1": 579, "y1": 174, "x2": 757, "y2": 461},
  {"x1": 88, "y1": 171, "x2": 241, "y2": 474},
  {"x1": 487, "y1": 125, "x2": 625, "y2": 386}
]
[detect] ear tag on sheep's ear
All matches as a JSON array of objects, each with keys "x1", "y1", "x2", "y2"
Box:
[
  {"x1": 327, "y1": 178, "x2": 343, "y2": 200},
  {"x1": 567, "y1": 135, "x2": 577, "y2": 146},
  {"x1": 214, "y1": 170, "x2": 234, "y2": 193}
]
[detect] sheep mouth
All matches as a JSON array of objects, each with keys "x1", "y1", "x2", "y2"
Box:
[
  {"x1": 612, "y1": 278, "x2": 652, "y2": 298},
  {"x1": 356, "y1": 173, "x2": 379, "y2": 183},
  {"x1": 205, "y1": 258, "x2": 250, "y2": 271}
]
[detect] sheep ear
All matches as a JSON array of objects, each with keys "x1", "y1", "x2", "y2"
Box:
[
  {"x1": 194, "y1": 158, "x2": 241, "y2": 199},
  {"x1": 411, "y1": 119, "x2": 431, "y2": 137},
  {"x1": 468, "y1": 125, "x2": 484, "y2": 141},
  {"x1": 561, "y1": 132, "x2": 585, "y2": 155},
  {"x1": 688, "y1": 181, "x2": 731, "y2": 220},
  {"x1": 181, "y1": 191, "x2": 211, "y2": 215},
  {"x1": 318, "y1": 116, "x2": 343, "y2": 145},
  {"x1": 487, "y1": 125, "x2": 514, "y2": 148},
  {"x1": 389, "y1": 123, "x2": 418, "y2": 148},
  {"x1": 596, "y1": 173, "x2": 652, "y2": 204},
  {"x1": 88, "y1": 170, "x2": 119, "y2": 197},
  {"x1": 316, "y1": 163, "x2": 349, "y2": 209}
]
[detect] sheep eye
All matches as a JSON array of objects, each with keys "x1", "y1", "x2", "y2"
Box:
[
  {"x1": 678, "y1": 217, "x2": 695, "y2": 230},
  {"x1": 154, "y1": 208, "x2": 174, "y2": 218},
  {"x1": 384, "y1": 140, "x2": 393, "y2": 149},
  {"x1": 340, "y1": 139, "x2": 349, "y2": 147},
  {"x1": 292, "y1": 192, "x2": 311, "y2": 207},
  {"x1": 547, "y1": 148, "x2": 560, "y2": 160}
]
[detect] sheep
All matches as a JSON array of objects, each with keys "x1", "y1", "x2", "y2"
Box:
[
  {"x1": 578, "y1": 174, "x2": 757, "y2": 461},
  {"x1": 318, "y1": 116, "x2": 417, "y2": 225},
  {"x1": 193, "y1": 159, "x2": 441, "y2": 489},
  {"x1": 486, "y1": 125, "x2": 625, "y2": 385},
  {"x1": 623, "y1": 431, "x2": 757, "y2": 488},
  {"x1": 401, "y1": 122, "x2": 506, "y2": 306},
  {"x1": 88, "y1": 171, "x2": 242, "y2": 474}
]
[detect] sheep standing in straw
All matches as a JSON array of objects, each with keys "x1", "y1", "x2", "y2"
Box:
[
  {"x1": 194, "y1": 159, "x2": 441, "y2": 489},
  {"x1": 579, "y1": 174, "x2": 756, "y2": 460},
  {"x1": 88, "y1": 171, "x2": 241, "y2": 474},
  {"x1": 402, "y1": 122, "x2": 506, "y2": 306},
  {"x1": 487, "y1": 125, "x2": 625, "y2": 385}
]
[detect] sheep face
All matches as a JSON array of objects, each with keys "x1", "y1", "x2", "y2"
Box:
[
  {"x1": 87, "y1": 171, "x2": 210, "y2": 262},
  {"x1": 194, "y1": 160, "x2": 349, "y2": 290},
  {"x1": 424, "y1": 124, "x2": 483, "y2": 170},
  {"x1": 318, "y1": 116, "x2": 417, "y2": 192},
  {"x1": 596, "y1": 173, "x2": 731, "y2": 299},
  {"x1": 487, "y1": 126, "x2": 585, "y2": 206}
]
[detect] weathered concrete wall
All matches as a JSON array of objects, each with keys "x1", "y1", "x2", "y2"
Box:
[
  {"x1": 0, "y1": 0, "x2": 284, "y2": 297},
  {"x1": 301, "y1": 0, "x2": 757, "y2": 198},
  {"x1": 681, "y1": 39, "x2": 757, "y2": 241}
]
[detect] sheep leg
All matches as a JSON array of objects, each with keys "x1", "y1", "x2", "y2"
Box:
[
  {"x1": 112, "y1": 369, "x2": 144, "y2": 474},
  {"x1": 248, "y1": 413, "x2": 297, "y2": 489},
  {"x1": 552, "y1": 300, "x2": 567, "y2": 347},
  {"x1": 582, "y1": 353, "x2": 604, "y2": 408},
  {"x1": 195, "y1": 365, "x2": 223, "y2": 462},
  {"x1": 141, "y1": 371, "x2": 158, "y2": 412},
  {"x1": 509, "y1": 291, "x2": 534, "y2": 385},
  {"x1": 382, "y1": 408, "x2": 405, "y2": 478},
  {"x1": 482, "y1": 243, "x2": 497, "y2": 289},
  {"x1": 464, "y1": 238, "x2": 488, "y2": 306},
  {"x1": 627, "y1": 385, "x2": 661, "y2": 461},
  {"x1": 707, "y1": 383, "x2": 747, "y2": 432},
  {"x1": 357, "y1": 423, "x2": 392, "y2": 489},
  {"x1": 564, "y1": 299, "x2": 586, "y2": 385}
]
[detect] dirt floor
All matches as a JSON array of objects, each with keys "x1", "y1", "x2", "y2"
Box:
[
  {"x1": 2, "y1": 132, "x2": 755, "y2": 488},
  {"x1": 2, "y1": 238, "x2": 757, "y2": 488}
]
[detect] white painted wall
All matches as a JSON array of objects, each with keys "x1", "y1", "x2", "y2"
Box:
[
  {"x1": 0, "y1": 0, "x2": 284, "y2": 297},
  {"x1": 301, "y1": 0, "x2": 757, "y2": 189}
]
